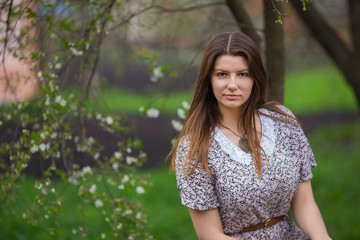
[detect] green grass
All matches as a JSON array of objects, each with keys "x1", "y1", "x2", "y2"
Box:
[
  {"x1": 142, "y1": 168, "x2": 197, "y2": 239},
  {"x1": 309, "y1": 121, "x2": 360, "y2": 239},
  {"x1": 1, "y1": 121, "x2": 359, "y2": 239},
  {"x1": 284, "y1": 66, "x2": 357, "y2": 115},
  {"x1": 86, "y1": 88, "x2": 193, "y2": 115}
]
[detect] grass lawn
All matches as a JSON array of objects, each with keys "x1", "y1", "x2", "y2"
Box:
[
  {"x1": 284, "y1": 66, "x2": 357, "y2": 115},
  {"x1": 86, "y1": 89, "x2": 193, "y2": 115},
  {"x1": 1, "y1": 121, "x2": 359, "y2": 239}
]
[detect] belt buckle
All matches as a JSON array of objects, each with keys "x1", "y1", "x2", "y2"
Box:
[{"x1": 264, "y1": 218, "x2": 271, "y2": 230}]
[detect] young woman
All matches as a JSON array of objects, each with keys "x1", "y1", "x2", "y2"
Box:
[{"x1": 169, "y1": 32, "x2": 331, "y2": 240}]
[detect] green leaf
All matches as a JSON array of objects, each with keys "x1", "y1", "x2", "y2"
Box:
[
  {"x1": 25, "y1": 8, "x2": 37, "y2": 19},
  {"x1": 133, "y1": 139, "x2": 143, "y2": 149},
  {"x1": 161, "y1": 65, "x2": 170, "y2": 73}
]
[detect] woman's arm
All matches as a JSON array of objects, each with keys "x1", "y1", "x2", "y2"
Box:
[
  {"x1": 189, "y1": 208, "x2": 235, "y2": 240},
  {"x1": 291, "y1": 180, "x2": 331, "y2": 240}
]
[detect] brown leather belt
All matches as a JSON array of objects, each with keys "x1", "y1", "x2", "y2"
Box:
[{"x1": 240, "y1": 215, "x2": 285, "y2": 233}]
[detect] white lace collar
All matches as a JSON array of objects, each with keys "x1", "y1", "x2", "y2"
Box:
[{"x1": 213, "y1": 109, "x2": 276, "y2": 165}]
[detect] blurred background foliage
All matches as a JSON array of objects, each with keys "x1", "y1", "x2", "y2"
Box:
[{"x1": 0, "y1": 0, "x2": 359, "y2": 239}]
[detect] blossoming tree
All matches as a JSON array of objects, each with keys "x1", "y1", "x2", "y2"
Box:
[{"x1": 0, "y1": 0, "x2": 153, "y2": 239}]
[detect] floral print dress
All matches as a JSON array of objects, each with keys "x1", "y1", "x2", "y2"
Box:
[{"x1": 175, "y1": 107, "x2": 316, "y2": 239}]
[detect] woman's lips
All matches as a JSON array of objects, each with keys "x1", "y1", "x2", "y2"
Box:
[{"x1": 224, "y1": 94, "x2": 240, "y2": 100}]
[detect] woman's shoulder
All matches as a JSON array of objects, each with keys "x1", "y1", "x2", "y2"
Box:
[
  {"x1": 259, "y1": 104, "x2": 300, "y2": 129},
  {"x1": 259, "y1": 104, "x2": 295, "y2": 117},
  {"x1": 259, "y1": 104, "x2": 298, "y2": 121}
]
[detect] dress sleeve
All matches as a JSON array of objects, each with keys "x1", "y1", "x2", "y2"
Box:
[
  {"x1": 277, "y1": 105, "x2": 317, "y2": 182},
  {"x1": 296, "y1": 127, "x2": 317, "y2": 182},
  {"x1": 175, "y1": 137, "x2": 219, "y2": 210}
]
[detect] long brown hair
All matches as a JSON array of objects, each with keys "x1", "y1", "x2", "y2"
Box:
[{"x1": 169, "y1": 31, "x2": 299, "y2": 178}]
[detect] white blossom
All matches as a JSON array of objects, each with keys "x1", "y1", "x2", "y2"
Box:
[
  {"x1": 118, "y1": 184, "x2": 124, "y2": 190},
  {"x1": 126, "y1": 156, "x2": 138, "y2": 165},
  {"x1": 55, "y1": 63, "x2": 62, "y2": 69},
  {"x1": 126, "y1": 148, "x2": 132, "y2": 154},
  {"x1": 114, "y1": 151, "x2": 122, "y2": 159},
  {"x1": 37, "y1": 71, "x2": 43, "y2": 79},
  {"x1": 146, "y1": 108, "x2": 160, "y2": 118},
  {"x1": 105, "y1": 116, "x2": 113, "y2": 125},
  {"x1": 96, "y1": 113, "x2": 102, "y2": 120},
  {"x1": 116, "y1": 223, "x2": 123, "y2": 229},
  {"x1": 136, "y1": 212, "x2": 142, "y2": 219},
  {"x1": 40, "y1": 132, "x2": 47, "y2": 139},
  {"x1": 95, "y1": 199, "x2": 103, "y2": 208},
  {"x1": 112, "y1": 162, "x2": 119, "y2": 171},
  {"x1": 150, "y1": 66, "x2": 164, "y2": 82},
  {"x1": 171, "y1": 119, "x2": 183, "y2": 132},
  {"x1": 177, "y1": 108, "x2": 186, "y2": 119},
  {"x1": 136, "y1": 186, "x2": 145, "y2": 194},
  {"x1": 55, "y1": 95, "x2": 62, "y2": 103},
  {"x1": 121, "y1": 175, "x2": 129, "y2": 183},
  {"x1": 89, "y1": 184, "x2": 97, "y2": 194},
  {"x1": 35, "y1": 182, "x2": 43, "y2": 190},
  {"x1": 93, "y1": 152, "x2": 100, "y2": 160},
  {"x1": 182, "y1": 101, "x2": 190, "y2": 110},
  {"x1": 139, "y1": 152, "x2": 147, "y2": 159},
  {"x1": 81, "y1": 166, "x2": 92, "y2": 175},
  {"x1": 124, "y1": 209, "x2": 133, "y2": 215},
  {"x1": 30, "y1": 144, "x2": 39, "y2": 153},
  {"x1": 39, "y1": 143, "x2": 46, "y2": 152},
  {"x1": 68, "y1": 176, "x2": 79, "y2": 185},
  {"x1": 88, "y1": 137, "x2": 95, "y2": 145},
  {"x1": 51, "y1": 132, "x2": 57, "y2": 139},
  {"x1": 138, "y1": 106, "x2": 145, "y2": 113},
  {"x1": 101, "y1": 233, "x2": 106, "y2": 239},
  {"x1": 60, "y1": 99, "x2": 67, "y2": 107},
  {"x1": 70, "y1": 47, "x2": 83, "y2": 56}
]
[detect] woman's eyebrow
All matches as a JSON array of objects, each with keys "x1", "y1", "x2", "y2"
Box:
[{"x1": 214, "y1": 68, "x2": 249, "y2": 71}]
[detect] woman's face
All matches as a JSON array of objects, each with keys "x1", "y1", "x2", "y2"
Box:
[{"x1": 211, "y1": 55, "x2": 253, "y2": 114}]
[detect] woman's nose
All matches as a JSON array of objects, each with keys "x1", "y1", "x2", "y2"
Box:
[{"x1": 227, "y1": 75, "x2": 237, "y2": 90}]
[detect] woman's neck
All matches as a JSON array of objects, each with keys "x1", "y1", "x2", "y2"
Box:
[{"x1": 219, "y1": 108, "x2": 242, "y2": 130}]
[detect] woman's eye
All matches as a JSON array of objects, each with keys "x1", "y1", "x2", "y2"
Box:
[
  {"x1": 239, "y1": 72, "x2": 249, "y2": 77},
  {"x1": 216, "y1": 72, "x2": 227, "y2": 77}
]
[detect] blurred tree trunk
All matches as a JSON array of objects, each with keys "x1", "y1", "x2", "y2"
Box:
[
  {"x1": 263, "y1": 0, "x2": 284, "y2": 103},
  {"x1": 227, "y1": 0, "x2": 285, "y2": 104},
  {"x1": 290, "y1": 0, "x2": 360, "y2": 112},
  {"x1": 226, "y1": 0, "x2": 261, "y2": 48}
]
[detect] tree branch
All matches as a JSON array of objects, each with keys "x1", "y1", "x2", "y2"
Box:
[
  {"x1": 289, "y1": 0, "x2": 354, "y2": 74},
  {"x1": 110, "y1": 1, "x2": 225, "y2": 31},
  {"x1": 349, "y1": 0, "x2": 360, "y2": 59}
]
